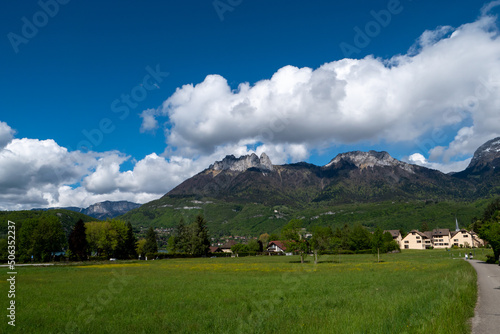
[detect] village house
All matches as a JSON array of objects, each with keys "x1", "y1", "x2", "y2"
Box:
[
  {"x1": 430, "y1": 229, "x2": 451, "y2": 249},
  {"x1": 209, "y1": 246, "x2": 223, "y2": 253},
  {"x1": 220, "y1": 240, "x2": 237, "y2": 253},
  {"x1": 401, "y1": 230, "x2": 432, "y2": 249},
  {"x1": 450, "y1": 229, "x2": 485, "y2": 248},
  {"x1": 401, "y1": 228, "x2": 484, "y2": 249},
  {"x1": 470, "y1": 231, "x2": 486, "y2": 247},
  {"x1": 266, "y1": 241, "x2": 287, "y2": 253},
  {"x1": 384, "y1": 230, "x2": 402, "y2": 245}
]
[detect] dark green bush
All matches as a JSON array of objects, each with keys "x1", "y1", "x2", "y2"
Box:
[{"x1": 485, "y1": 254, "x2": 498, "y2": 264}]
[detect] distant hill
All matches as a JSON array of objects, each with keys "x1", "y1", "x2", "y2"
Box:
[
  {"x1": 33, "y1": 200, "x2": 141, "y2": 220},
  {"x1": 0, "y1": 209, "x2": 95, "y2": 239},
  {"x1": 119, "y1": 137, "x2": 500, "y2": 235}
]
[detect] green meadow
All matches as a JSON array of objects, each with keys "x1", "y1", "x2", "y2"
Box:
[{"x1": 1, "y1": 250, "x2": 482, "y2": 334}]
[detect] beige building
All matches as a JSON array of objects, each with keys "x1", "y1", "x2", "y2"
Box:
[
  {"x1": 429, "y1": 229, "x2": 451, "y2": 249},
  {"x1": 401, "y1": 230, "x2": 432, "y2": 249},
  {"x1": 401, "y1": 228, "x2": 485, "y2": 249},
  {"x1": 450, "y1": 230, "x2": 485, "y2": 248},
  {"x1": 220, "y1": 240, "x2": 237, "y2": 253}
]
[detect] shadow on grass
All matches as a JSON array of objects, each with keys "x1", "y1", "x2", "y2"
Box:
[
  {"x1": 315, "y1": 260, "x2": 387, "y2": 264},
  {"x1": 288, "y1": 260, "x2": 312, "y2": 263}
]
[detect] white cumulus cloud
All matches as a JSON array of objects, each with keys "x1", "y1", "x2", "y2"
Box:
[
  {"x1": 5, "y1": 9, "x2": 500, "y2": 210},
  {"x1": 0, "y1": 121, "x2": 15, "y2": 149},
  {"x1": 141, "y1": 14, "x2": 500, "y2": 170},
  {"x1": 407, "y1": 153, "x2": 471, "y2": 174}
]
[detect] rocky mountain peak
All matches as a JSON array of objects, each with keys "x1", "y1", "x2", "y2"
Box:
[
  {"x1": 468, "y1": 137, "x2": 500, "y2": 168},
  {"x1": 84, "y1": 201, "x2": 141, "y2": 219},
  {"x1": 31, "y1": 200, "x2": 141, "y2": 220},
  {"x1": 325, "y1": 150, "x2": 414, "y2": 172},
  {"x1": 209, "y1": 153, "x2": 274, "y2": 172}
]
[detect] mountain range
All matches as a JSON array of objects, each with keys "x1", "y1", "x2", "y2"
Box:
[
  {"x1": 120, "y1": 137, "x2": 500, "y2": 235},
  {"x1": 33, "y1": 200, "x2": 141, "y2": 220},
  {"x1": 164, "y1": 136, "x2": 500, "y2": 204}
]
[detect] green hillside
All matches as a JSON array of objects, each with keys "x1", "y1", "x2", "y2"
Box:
[
  {"x1": 120, "y1": 141, "x2": 500, "y2": 236},
  {"x1": 120, "y1": 195, "x2": 492, "y2": 236},
  {"x1": 0, "y1": 209, "x2": 96, "y2": 239}
]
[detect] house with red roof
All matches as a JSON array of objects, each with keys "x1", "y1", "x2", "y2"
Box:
[
  {"x1": 209, "y1": 246, "x2": 223, "y2": 253},
  {"x1": 266, "y1": 241, "x2": 287, "y2": 253}
]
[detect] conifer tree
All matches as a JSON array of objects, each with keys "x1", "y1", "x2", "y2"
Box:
[
  {"x1": 124, "y1": 222, "x2": 138, "y2": 259},
  {"x1": 69, "y1": 219, "x2": 88, "y2": 261},
  {"x1": 189, "y1": 215, "x2": 210, "y2": 256},
  {"x1": 143, "y1": 226, "x2": 158, "y2": 256}
]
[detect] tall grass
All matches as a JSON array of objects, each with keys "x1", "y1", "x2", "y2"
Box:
[{"x1": 1, "y1": 251, "x2": 477, "y2": 333}]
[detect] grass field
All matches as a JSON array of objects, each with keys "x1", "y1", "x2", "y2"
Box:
[{"x1": 1, "y1": 250, "x2": 484, "y2": 334}]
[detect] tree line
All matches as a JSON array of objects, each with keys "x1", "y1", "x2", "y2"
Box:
[
  {"x1": 223, "y1": 219, "x2": 400, "y2": 263},
  {"x1": 472, "y1": 197, "x2": 500, "y2": 263},
  {"x1": 276, "y1": 219, "x2": 400, "y2": 263},
  {"x1": 0, "y1": 217, "x2": 161, "y2": 262},
  {"x1": 2, "y1": 196, "x2": 498, "y2": 263},
  {"x1": 167, "y1": 215, "x2": 211, "y2": 256}
]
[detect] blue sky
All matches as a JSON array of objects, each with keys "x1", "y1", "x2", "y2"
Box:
[{"x1": 1, "y1": 0, "x2": 500, "y2": 209}]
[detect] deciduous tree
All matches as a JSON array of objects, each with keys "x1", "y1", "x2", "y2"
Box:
[
  {"x1": 349, "y1": 224, "x2": 371, "y2": 251},
  {"x1": 247, "y1": 239, "x2": 263, "y2": 253},
  {"x1": 20, "y1": 216, "x2": 66, "y2": 262},
  {"x1": 136, "y1": 238, "x2": 147, "y2": 257},
  {"x1": 311, "y1": 226, "x2": 333, "y2": 264},
  {"x1": 258, "y1": 233, "x2": 270, "y2": 246},
  {"x1": 85, "y1": 220, "x2": 129, "y2": 258},
  {"x1": 282, "y1": 219, "x2": 308, "y2": 263},
  {"x1": 475, "y1": 198, "x2": 500, "y2": 262}
]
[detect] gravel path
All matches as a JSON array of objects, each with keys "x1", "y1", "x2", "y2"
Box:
[{"x1": 468, "y1": 260, "x2": 500, "y2": 334}]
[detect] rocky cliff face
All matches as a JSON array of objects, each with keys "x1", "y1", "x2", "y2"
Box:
[
  {"x1": 468, "y1": 137, "x2": 500, "y2": 169},
  {"x1": 453, "y1": 137, "x2": 500, "y2": 195},
  {"x1": 33, "y1": 201, "x2": 142, "y2": 220},
  {"x1": 84, "y1": 201, "x2": 141, "y2": 219},
  {"x1": 122, "y1": 138, "x2": 500, "y2": 236},
  {"x1": 209, "y1": 153, "x2": 274, "y2": 172},
  {"x1": 166, "y1": 148, "x2": 476, "y2": 205},
  {"x1": 324, "y1": 150, "x2": 415, "y2": 173}
]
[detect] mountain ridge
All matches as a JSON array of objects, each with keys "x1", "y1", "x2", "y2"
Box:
[
  {"x1": 121, "y1": 137, "x2": 500, "y2": 236},
  {"x1": 166, "y1": 148, "x2": 479, "y2": 204},
  {"x1": 33, "y1": 200, "x2": 141, "y2": 220}
]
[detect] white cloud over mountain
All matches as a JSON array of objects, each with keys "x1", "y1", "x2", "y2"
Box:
[
  {"x1": 144, "y1": 14, "x2": 500, "y2": 168},
  {"x1": 0, "y1": 137, "x2": 196, "y2": 210},
  {"x1": 0, "y1": 135, "x2": 282, "y2": 210},
  {"x1": 407, "y1": 153, "x2": 471, "y2": 174},
  {"x1": 3, "y1": 10, "x2": 500, "y2": 210}
]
